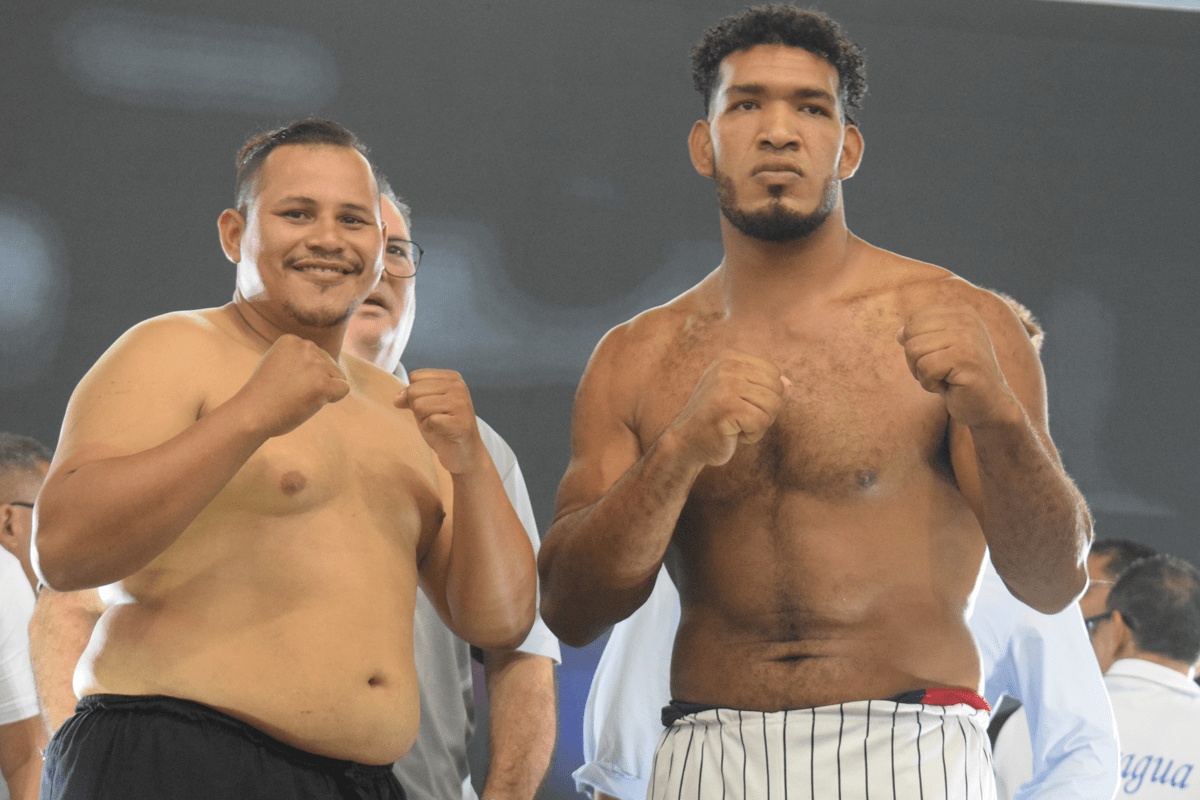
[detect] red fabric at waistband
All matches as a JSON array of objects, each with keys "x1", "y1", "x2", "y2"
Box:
[{"x1": 908, "y1": 688, "x2": 991, "y2": 713}]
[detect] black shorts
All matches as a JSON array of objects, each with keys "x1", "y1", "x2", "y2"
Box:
[{"x1": 41, "y1": 694, "x2": 407, "y2": 800}]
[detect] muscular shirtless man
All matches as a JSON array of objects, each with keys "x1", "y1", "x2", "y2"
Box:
[
  {"x1": 538, "y1": 7, "x2": 1091, "y2": 799},
  {"x1": 31, "y1": 119, "x2": 536, "y2": 799}
]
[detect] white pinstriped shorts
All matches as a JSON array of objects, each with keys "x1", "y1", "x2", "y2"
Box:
[{"x1": 647, "y1": 697, "x2": 997, "y2": 800}]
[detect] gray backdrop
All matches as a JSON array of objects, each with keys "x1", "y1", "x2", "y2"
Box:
[{"x1": 3, "y1": 1, "x2": 1198, "y2": 797}]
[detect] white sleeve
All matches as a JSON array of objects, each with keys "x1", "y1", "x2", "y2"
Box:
[
  {"x1": 573, "y1": 566, "x2": 680, "y2": 800},
  {"x1": 969, "y1": 559, "x2": 1119, "y2": 800},
  {"x1": 474, "y1": 417, "x2": 561, "y2": 664},
  {"x1": 0, "y1": 554, "x2": 39, "y2": 725}
]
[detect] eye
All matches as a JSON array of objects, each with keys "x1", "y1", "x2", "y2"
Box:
[
  {"x1": 281, "y1": 210, "x2": 306, "y2": 219},
  {"x1": 341, "y1": 215, "x2": 366, "y2": 226},
  {"x1": 801, "y1": 104, "x2": 829, "y2": 116},
  {"x1": 734, "y1": 100, "x2": 757, "y2": 111}
]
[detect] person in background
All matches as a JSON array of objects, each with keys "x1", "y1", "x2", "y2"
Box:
[{"x1": 0, "y1": 433, "x2": 52, "y2": 800}]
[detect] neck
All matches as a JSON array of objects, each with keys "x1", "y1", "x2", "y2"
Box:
[
  {"x1": 716, "y1": 206, "x2": 858, "y2": 319},
  {"x1": 231, "y1": 289, "x2": 346, "y2": 360},
  {"x1": 1124, "y1": 650, "x2": 1198, "y2": 679}
]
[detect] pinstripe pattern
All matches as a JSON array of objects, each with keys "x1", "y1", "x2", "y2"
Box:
[{"x1": 648, "y1": 698, "x2": 996, "y2": 800}]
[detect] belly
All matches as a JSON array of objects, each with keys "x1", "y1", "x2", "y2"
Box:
[
  {"x1": 666, "y1": 471, "x2": 986, "y2": 711},
  {"x1": 77, "y1": 515, "x2": 423, "y2": 764}
]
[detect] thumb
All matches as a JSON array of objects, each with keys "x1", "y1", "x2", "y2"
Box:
[{"x1": 393, "y1": 388, "x2": 409, "y2": 409}]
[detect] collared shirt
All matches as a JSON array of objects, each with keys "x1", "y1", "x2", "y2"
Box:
[
  {"x1": 575, "y1": 560, "x2": 1119, "y2": 800},
  {"x1": 980, "y1": 561, "x2": 1119, "y2": 800},
  {"x1": 391, "y1": 411, "x2": 562, "y2": 800},
  {"x1": 0, "y1": 551, "x2": 38, "y2": 800},
  {"x1": 1105, "y1": 658, "x2": 1200, "y2": 797}
]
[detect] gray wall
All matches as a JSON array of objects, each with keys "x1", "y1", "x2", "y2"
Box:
[{"x1": 3, "y1": 1, "x2": 1198, "y2": 796}]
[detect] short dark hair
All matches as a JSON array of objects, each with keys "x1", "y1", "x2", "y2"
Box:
[
  {"x1": 0, "y1": 432, "x2": 53, "y2": 473},
  {"x1": 234, "y1": 119, "x2": 373, "y2": 213},
  {"x1": 1108, "y1": 554, "x2": 1200, "y2": 664},
  {"x1": 691, "y1": 4, "x2": 867, "y2": 125},
  {"x1": 375, "y1": 172, "x2": 413, "y2": 233},
  {"x1": 1092, "y1": 537, "x2": 1159, "y2": 581}
]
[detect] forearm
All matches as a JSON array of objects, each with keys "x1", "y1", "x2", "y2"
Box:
[
  {"x1": 539, "y1": 431, "x2": 701, "y2": 647},
  {"x1": 970, "y1": 409, "x2": 1092, "y2": 612},
  {"x1": 480, "y1": 651, "x2": 556, "y2": 800},
  {"x1": 443, "y1": 465, "x2": 538, "y2": 649},
  {"x1": 35, "y1": 401, "x2": 269, "y2": 590},
  {"x1": 28, "y1": 589, "x2": 105, "y2": 735},
  {"x1": 0, "y1": 717, "x2": 45, "y2": 800}
]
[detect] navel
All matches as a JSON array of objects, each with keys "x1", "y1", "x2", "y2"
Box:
[
  {"x1": 279, "y1": 470, "x2": 307, "y2": 496},
  {"x1": 367, "y1": 674, "x2": 386, "y2": 688}
]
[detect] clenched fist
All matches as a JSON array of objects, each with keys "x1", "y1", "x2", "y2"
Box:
[
  {"x1": 897, "y1": 304, "x2": 1019, "y2": 428},
  {"x1": 666, "y1": 351, "x2": 786, "y2": 468},
  {"x1": 395, "y1": 369, "x2": 486, "y2": 475},
  {"x1": 235, "y1": 334, "x2": 349, "y2": 438}
]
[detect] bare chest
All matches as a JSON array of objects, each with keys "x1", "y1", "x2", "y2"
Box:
[{"x1": 638, "y1": 314, "x2": 952, "y2": 504}]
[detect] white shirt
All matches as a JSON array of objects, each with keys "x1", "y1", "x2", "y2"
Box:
[
  {"x1": 0, "y1": 550, "x2": 38, "y2": 726},
  {"x1": 1105, "y1": 658, "x2": 1200, "y2": 797},
  {"x1": 575, "y1": 560, "x2": 1119, "y2": 800},
  {"x1": 977, "y1": 558, "x2": 1119, "y2": 800}
]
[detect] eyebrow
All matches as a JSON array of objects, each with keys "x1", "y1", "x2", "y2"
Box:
[
  {"x1": 277, "y1": 196, "x2": 375, "y2": 217},
  {"x1": 726, "y1": 84, "x2": 836, "y2": 104}
]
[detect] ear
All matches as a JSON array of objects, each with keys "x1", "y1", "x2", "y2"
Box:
[
  {"x1": 0, "y1": 506, "x2": 17, "y2": 559},
  {"x1": 688, "y1": 119, "x2": 715, "y2": 178},
  {"x1": 838, "y1": 124, "x2": 864, "y2": 181},
  {"x1": 217, "y1": 208, "x2": 246, "y2": 264},
  {"x1": 1109, "y1": 610, "x2": 1138, "y2": 659}
]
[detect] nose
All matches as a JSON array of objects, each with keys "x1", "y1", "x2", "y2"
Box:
[
  {"x1": 758, "y1": 102, "x2": 800, "y2": 151},
  {"x1": 305, "y1": 214, "x2": 346, "y2": 253}
]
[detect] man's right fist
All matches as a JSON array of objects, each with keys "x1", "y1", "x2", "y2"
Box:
[
  {"x1": 236, "y1": 334, "x2": 349, "y2": 438},
  {"x1": 666, "y1": 351, "x2": 786, "y2": 467}
]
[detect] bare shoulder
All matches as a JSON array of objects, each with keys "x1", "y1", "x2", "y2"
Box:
[{"x1": 586, "y1": 280, "x2": 717, "y2": 394}]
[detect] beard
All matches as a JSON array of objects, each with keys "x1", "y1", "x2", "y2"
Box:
[
  {"x1": 716, "y1": 168, "x2": 839, "y2": 243},
  {"x1": 283, "y1": 299, "x2": 356, "y2": 329}
]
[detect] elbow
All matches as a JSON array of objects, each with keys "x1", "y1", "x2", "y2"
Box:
[
  {"x1": 538, "y1": 590, "x2": 604, "y2": 649},
  {"x1": 32, "y1": 516, "x2": 102, "y2": 592}
]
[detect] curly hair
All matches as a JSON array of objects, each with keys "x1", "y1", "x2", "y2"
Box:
[
  {"x1": 691, "y1": 4, "x2": 866, "y2": 125},
  {"x1": 234, "y1": 119, "x2": 373, "y2": 213}
]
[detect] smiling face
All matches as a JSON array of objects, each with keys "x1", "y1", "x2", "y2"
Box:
[
  {"x1": 343, "y1": 196, "x2": 416, "y2": 372},
  {"x1": 688, "y1": 44, "x2": 863, "y2": 242},
  {"x1": 219, "y1": 143, "x2": 384, "y2": 336}
]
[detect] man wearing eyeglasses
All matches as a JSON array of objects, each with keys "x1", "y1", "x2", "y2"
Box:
[
  {"x1": 30, "y1": 119, "x2": 536, "y2": 800},
  {"x1": 0, "y1": 432, "x2": 52, "y2": 800},
  {"x1": 1088, "y1": 555, "x2": 1200, "y2": 797}
]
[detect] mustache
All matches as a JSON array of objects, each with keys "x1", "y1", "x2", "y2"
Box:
[{"x1": 284, "y1": 251, "x2": 360, "y2": 271}]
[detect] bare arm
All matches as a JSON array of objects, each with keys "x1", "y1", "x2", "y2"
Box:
[
  {"x1": 34, "y1": 319, "x2": 349, "y2": 590},
  {"x1": 405, "y1": 370, "x2": 537, "y2": 650},
  {"x1": 0, "y1": 716, "x2": 44, "y2": 800},
  {"x1": 900, "y1": 294, "x2": 1091, "y2": 613},
  {"x1": 479, "y1": 650, "x2": 556, "y2": 800},
  {"x1": 539, "y1": 328, "x2": 785, "y2": 647},
  {"x1": 28, "y1": 588, "x2": 105, "y2": 735}
]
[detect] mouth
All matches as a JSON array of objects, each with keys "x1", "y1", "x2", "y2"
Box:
[
  {"x1": 288, "y1": 258, "x2": 358, "y2": 276},
  {"x1": 753, "y1": 161, "x2": 803, "y2": 178},
  {"x1": 360, "y1": 293, "x2": 389, "y2": 311}
]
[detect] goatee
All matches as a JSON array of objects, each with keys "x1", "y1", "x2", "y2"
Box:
[
  {"x1": 716, "y1": 169, "x2": 839, "y2": 242},
  {"x1": 284, "y1": 301, "x2": 355, "y2": 329}
]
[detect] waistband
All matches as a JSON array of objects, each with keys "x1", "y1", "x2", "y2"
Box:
[
  {"x1": 76, "y1": 694, "x2": 396, "y2": 780},
  {"x1": 663, "y1": 688, "x2": 990, "y2": 727}
]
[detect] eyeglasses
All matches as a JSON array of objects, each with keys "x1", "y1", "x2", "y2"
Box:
[
  {"x1": 1085, "y1": 611, "x2": 1113, "y2": 636},
  {"x1": 5, "y1": 501, "x2": 34, "y2": 508},
  {"x1": 383, "y1": 238, "x2": 423, "y2": 278}
]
